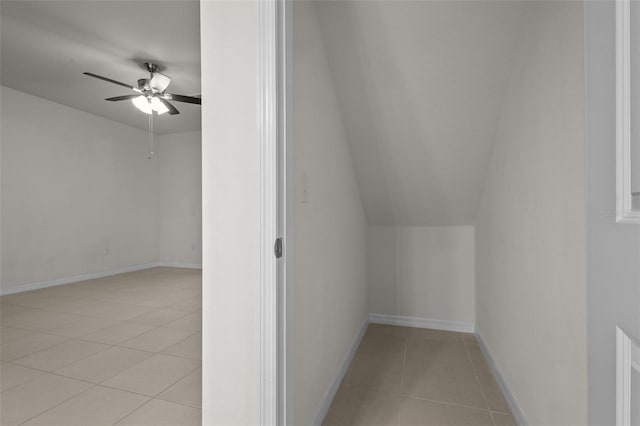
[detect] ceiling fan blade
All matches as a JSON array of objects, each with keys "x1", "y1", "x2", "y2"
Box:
[
  {"x1": 150, "y1": 72, "x2": 171, "y2": 93},
  {"x1": 84, "y1": 72, "x2": 139, "y2": 92},
  {"x1": 157, "y1": 97, "x2": 180, "y2": 115},
  {"x1": 163, "y1": 94, "x2": 201, "y2": 105},
  {"x1": 105, "y1": 94, "x2": 140, "y2": 102}
]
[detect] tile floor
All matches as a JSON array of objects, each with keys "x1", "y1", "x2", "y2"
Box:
[
  {"x1": 323, "y1": 324, "x2": 517, "y2": 426},
  {"x1": 2, "y1": 268, "x2": 516, "y2": 426},
  {"x1": 0, "y1": 267, "x2": 201, "y2": 426}
]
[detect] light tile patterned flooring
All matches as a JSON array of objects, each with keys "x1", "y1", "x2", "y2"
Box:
[
  {"x1": 323, "y1": 324, "x2": 518, "y2": 426},
  {"x1": 1, "y1": 268, "x2": 516, "y2": 426},
  {"x1": 0, "y1": 267, "x2": 201, "y2": 426}
]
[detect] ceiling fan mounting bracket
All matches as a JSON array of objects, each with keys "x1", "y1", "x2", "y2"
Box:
[{"x1": 144, "y1": 62, "x2": 160, "y2": 74}]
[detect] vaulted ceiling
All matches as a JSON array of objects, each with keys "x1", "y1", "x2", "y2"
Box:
[
  {"x1": 1, "y1": 1, "x2": 200, "y2": 135},
  {"x1": 3, "y1": 0, "x2": 529, "y2": 225},
  {"x1": 315, "y1": 1, "x2": 526, "y2": 226}
]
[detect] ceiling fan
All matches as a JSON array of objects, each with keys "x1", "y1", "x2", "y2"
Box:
[{"x1": 83, "y1": 62, "x2": 201, "y2": 116}]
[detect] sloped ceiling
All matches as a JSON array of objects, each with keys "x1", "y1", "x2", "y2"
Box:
[
  {"x1": 0, "y1": 0, "x2": 200, "y2": 134},
  {"x1": 315, "y1": 1, "x2": 526, "y2": 226}
]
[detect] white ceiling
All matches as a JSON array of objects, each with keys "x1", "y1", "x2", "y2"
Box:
[
  {"x1": 315, "y1": 1, "x2": 526, "y2": 226},
  {"x1": 1, "y1": 0, "x2": 200, "y2": 135}
]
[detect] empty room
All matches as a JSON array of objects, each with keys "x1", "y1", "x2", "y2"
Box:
[{"x1": 0, "y1": 1, "x2": 203, "y2": 425}]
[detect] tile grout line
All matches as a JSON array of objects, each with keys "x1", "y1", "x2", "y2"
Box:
[
  {"x1": 112, "y1": 395, "x2": 158, "y2": 426},
  {"x1": 1, "y1": 303, "x2": 197, "y2": 344},
  {"x1": 398, "y1": 336, "x2": 408, "y2": 426},
  {"x1": 4, "y1": 319, "x2": 200, "y2": 369},
  {"x1": 3, "y1": 315, "x2": 201, "y2": 413},
  {"x1": 15, "y1": 382, "x2": 103, "y2": 426},
  {"x1": 339, "y1": 382, "x2": 499, "y2": 414},
  {"x1": 463, "y1": 338, "x2": 497, "y2": 426},
  {"x1": 463, "y1": 340, "x2": 513, "y2": 417},
  {"x1": 4, "y1": 329, "x2": 201, "y2": 388},
  {"x1": 3, "y1": 270, "x2": 201, "y2": 425},
  {"x1": 6, "y1": 336, "x2": 200, "y2": 420}
]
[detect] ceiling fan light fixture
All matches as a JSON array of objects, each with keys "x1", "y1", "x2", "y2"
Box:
[
  {"x1": 151, "y1": 97, "x2": 169, "y2": 115},
  {"x1": 132, "y1": 95, "x2": 152, "y2": 115}
]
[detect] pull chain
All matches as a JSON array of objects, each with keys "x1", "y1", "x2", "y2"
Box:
[{"x1": 148, "y1": 111, "x2": 154, "y2": 159}]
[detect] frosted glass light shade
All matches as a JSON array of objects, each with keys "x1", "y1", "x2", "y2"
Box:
[
  {"x1": 151, "y1": 97, "x2": 169, "y2": 115},
  {"x1": 132, "y1": 96, "x2": 152, "y2": 114}
]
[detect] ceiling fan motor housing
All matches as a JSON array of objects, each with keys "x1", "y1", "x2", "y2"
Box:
[{"x1": 138, "y1": 78, "x2": 151, "y2": 92}]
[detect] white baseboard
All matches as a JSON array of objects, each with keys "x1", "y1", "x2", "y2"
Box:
[
  {"x1": 155, "y1": 262, "x2": 202, "y2": 270},
  {"x1": 0, "y1": 262, "x2": 202, "y2": 296},
  {"x1": 369, "y1": 313, "x2": 475, "y2": 333},
  {"x1": 475, "y1": 332, "x2": 528, "y2": 426},
  {"x1": 311, "y1": 318, "x2": 369, "y2": 426}
]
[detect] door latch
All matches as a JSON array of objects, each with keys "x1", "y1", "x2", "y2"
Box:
[{"x1": 274, "y1": 237, "x2": 283, "y2": 259}]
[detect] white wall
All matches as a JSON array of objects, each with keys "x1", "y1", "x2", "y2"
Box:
[
  {"x1": 0, "y1": 87, "x2": 203, "y2": 293},
  {"x1": 292, "y1": 2, "x2": 369, "y2": 424},
  {"x1": 1, "y1": 86, "x2": 159, "y2": 290},
  {"x1": 201, "y1": 1, "x2": 260, "y2": 424},
  {"x1": 368, "y1": 226, "x2": 474, "y2": 326},
  {"x1": 474, "y1": 2, "x2": 587, "y2": 425},
  {"x1": 157, "y1": 131, "x2": 202, "y2": 267},
  {"x1": 585, "y1": 2, "x2": 640, "y2": 424}
]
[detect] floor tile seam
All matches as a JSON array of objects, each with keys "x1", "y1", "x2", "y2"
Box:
[
  {"x1": 126, "y1": 309, "x2": 194, "y2": 327},
  {"x1": 4, "y1": 360, "x2": 117, "y2": 386},
  {"x1": 402, "y1": 395, "x2": 495, "y2": 413},
  {"x1": 2, "y1": 295, "x2": 129, "y2": 311},
  {"x1": 158, "y1": 332, "x2": 202, "y2": 354},
  {"x1": 462, "y1": 342, "x2": 506, "y2": 404},
  {"x1": 2, "y1": 321, "x2": 195, "y2": 362},
  {"x1": 6, "y1": 337, "x2": 159, "y2": 379},
  {"x1": 488, "y1": 410, "x2": 499, "y2": 426},
  {"x1": 13, "y1": 382, "x2": 101, "y2": 426},
  {"x1": 97, "y1": 361, "x2": 200, "y2": 402},
  {"x1": 51, "y1": 350, "x2": 158, "y2": 383},
  {"x1": 113, "y1": 395, "x2": 158, "y2": 426},
  {"x1": 3, "y1": 322, "x2": 119, "y2": 339},
  {"x1": 113, "y1": 396, "x2": 203, "y2": 426},
  {"x1": 404, "y1": 335, "x2": 468, "y2": 344},
  {"x1": 462, "y1": 338, "x2": 493, "y2": 419},
  {"x1": 1, "y1": 315, "x2": 84, "y2": 330},
  {"x1": 9, "y1": 339, "x2": 113, "y2": 369},
  {"x1": 113, "y1": 328, "x2": 200, "y2": 352},
  {"x1": 1, "y1": 338, "x2": 74, "y2": 363},
  {"x1": 2, "y1": 297, "x2": 101, "y2": 307},
  {"x1": 75, "y1": 335, "x2": 158, "y2": 352},
  {"x1": 6, "y1": 350, "x2": 138, "y2": 384},
  {"x1": 105, "y1": 393, "x2": 154, "y2": 426},
  {"x1": 402, "y1": 357, "x2": 477, "y2": 368},
  {"x1": 400, "y1": 337, "x2": 408, "y2": 390},
  {"x1": 91, "y1": 380, "x2": 173, "y2": 399},
  {"x1": 47, "y1": 344, "x2": 201, "y2": 384},
  {"x1": 154, "y1": 394, "x2": 202, "y2": 409},
  {"x1": 113, "y1": 342, "x2": 198, "y2": 358},
  {"x1": 0, "y1": 366, "x2": 46, "y2": 394},
  {"x1": 1, "y1": 313, "x2": 133, "y2": 334},
  {"x1": 156, "y1": 324, "x2": 202, "y2": 333},
  {"x1": 0, "y1": 325, "x2": 42, "y2": 342},
  {"x1": 142, "y1": 362, "x2": 202, "y2": 398},
  {"x1": 337, "y1": 383, "x2": 495, "y2": 412}
]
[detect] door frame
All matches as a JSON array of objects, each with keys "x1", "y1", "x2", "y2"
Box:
[
  {"x1": 258, "y1": 0, "x2": 291, "y2": 424},
  {"x1": 200, "y1": 0, "x2": 289, "y2": 423}
]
